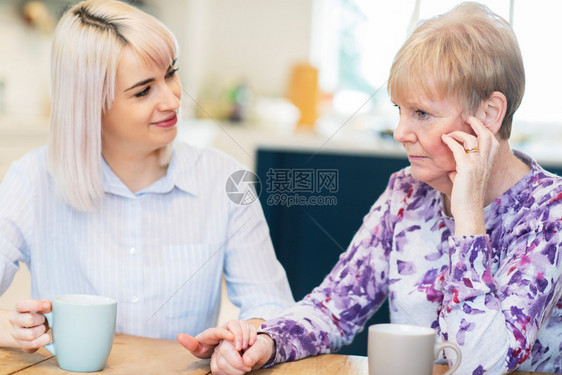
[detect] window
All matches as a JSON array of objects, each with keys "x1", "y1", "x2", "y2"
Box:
[{"x1": 312, "y1": 0, "x2": 562, "y2": 137}]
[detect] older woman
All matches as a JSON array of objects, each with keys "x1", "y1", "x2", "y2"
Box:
[
  {"x1": 204, "y1": 2, "x2": 562, "y2": 374},
  {"x1": 0, "y1": 0, "x2": 293, "y2": 353}
]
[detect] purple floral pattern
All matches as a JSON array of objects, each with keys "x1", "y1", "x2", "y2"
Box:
[{"x1": 260, "y1": 152, "x2": 562, "y2": 374}]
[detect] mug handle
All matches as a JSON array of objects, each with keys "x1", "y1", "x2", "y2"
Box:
[
  {"x1": 43, "y1": 312, "x2": 56, "y2": 356},
  {"x1": 434, "y1": 342, "x2": 461, "y2": 375}
]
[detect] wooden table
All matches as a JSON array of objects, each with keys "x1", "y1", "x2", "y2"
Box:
[{"x1": 0, "y1": 334, "x2": 554, "y2": 374}]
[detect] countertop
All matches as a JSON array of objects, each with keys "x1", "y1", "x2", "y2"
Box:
[{"x1": 1, "y1": 116, "x2": 562, "y2": 177}]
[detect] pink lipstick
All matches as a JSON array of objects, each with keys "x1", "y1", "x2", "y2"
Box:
[{"x1": 152, "y1": 113, "x2": 177, "y2": 128}]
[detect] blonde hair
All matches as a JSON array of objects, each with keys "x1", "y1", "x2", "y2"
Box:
[
  {"x1": 388, "y1": 2, "x2": 524, "y2": 139},
  {"x1": 48, "y1": 0, "x2": 178, "y2": 211}
]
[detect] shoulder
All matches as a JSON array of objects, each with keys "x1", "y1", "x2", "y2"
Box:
[
  {"x1": 499, "y1": 153, "x2": 562, "y2": 229},
  {"x1": 171, "y1": 142, "x2": 252, "y2": 195},
  {"x1": 362, "y1": 166, "x2": 437, "y2": 223},
  {"x1": 173, "y1": 141, "x2": 247, "y2": 173},
  {"x1": 3, "y1": 146, "x2": 48, "y2": 182},
  {"x1": 11, "y1": 145, "x2": 47, "y2": 166},
  {"x1": 0, "y1": 146, "x2": 49, "y2": 207},
  {"x1": 513, "y1": 151, "x2": 562, "y2": 192},
  {"x1": 387, "y1": 166, "x2": 435, "y2": 199},
  {"x1": 527, "y1": 166, "x2": 562, "y2": 224},
  {"x1": 519, "y1": 155, "x2": 562, "y2": 209}
]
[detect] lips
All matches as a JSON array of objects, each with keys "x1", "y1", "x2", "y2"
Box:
[
  {"x1": 407, "y1": 155, "x2": 426, "y2": 162},
  {"x1": 151, "y1": 113, "x2": 177, "y2": 128}
]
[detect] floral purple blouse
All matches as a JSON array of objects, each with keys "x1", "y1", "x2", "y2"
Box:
[{"x1": 260, "y1": 151, "x2": 562, "y2": 374}]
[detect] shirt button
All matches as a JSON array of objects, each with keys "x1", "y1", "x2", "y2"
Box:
[
  {"x1": 130, "y1": 247, "x2": 136, "y2": 255},
  {"x1": 131, "y1": 296, "x2": 139, "y2": 303}
]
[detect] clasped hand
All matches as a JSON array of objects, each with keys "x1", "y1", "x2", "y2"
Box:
[{"x1": 177, "y1": 319, "x2": 274, "y2": 375}]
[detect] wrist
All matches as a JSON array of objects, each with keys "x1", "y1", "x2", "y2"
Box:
[
  {"x1": 453, "y1": 212, "x2": 486, "y2": 236},
  {"x1": 447, "y1": 235, "x2": 492, "y2": 272},
  {"x1": 246, "y1": 318, "x2": 265, "y2": 330},
  {"x1": 257, "y1": 332, "x2": 276, "y2": 366},
  {"x1": 0, "y1": 309, "x2": 18, "y2": 348},
  {"x1": 454, "y1": 223, "x2": 486, "y2": 236}
]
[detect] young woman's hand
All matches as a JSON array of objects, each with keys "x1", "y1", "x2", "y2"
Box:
[
  {"x1": 177, "y1": 319, "x2": 257, "y2": 359},
  {"x1": 9, "y1": 299, "x2": 51, "y2": 352},
  {"x1": 177, "y1": 327, "x2": 234, "y2": 359}
]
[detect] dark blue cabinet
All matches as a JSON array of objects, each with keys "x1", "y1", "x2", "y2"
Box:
[{"x1": 256, "y1": 148, "x2": 409, "y2": 356}]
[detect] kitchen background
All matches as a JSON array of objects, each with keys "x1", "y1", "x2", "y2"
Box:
[{"x1": 0, "y1": 0, "x2": 561, "y2": 321}]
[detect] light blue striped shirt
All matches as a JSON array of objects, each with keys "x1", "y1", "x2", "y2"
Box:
[{"x1": 0, "y1": 142, "x2": 294, "y2": 339}]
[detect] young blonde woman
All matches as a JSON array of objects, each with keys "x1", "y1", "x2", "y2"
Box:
[
  {"x1": 206, "y1": 3, "x2": 562, "y2": 374},
  {"x1": 0, "y1": 0, "x2": 293, "y2": 355}
]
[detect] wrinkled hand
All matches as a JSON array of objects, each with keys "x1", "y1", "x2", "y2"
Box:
[
  {"x1": 223, "y1": 319, "x2": 257, "y2": 352},
  {"x1": 441, "y1": 116, "x2": 500, "y2": 235},
  {"x1": 177, "y1": 319, "x2": 256, "y2": 359},
  {"x1": 210, "y1": 333, "x2": 275, "y2": 375},
  {"x1": 9, "y1": 299, "x2": 51, "y2": 353}
]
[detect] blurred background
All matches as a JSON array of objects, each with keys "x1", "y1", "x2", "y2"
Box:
[
  {"x1": 1, "y1": 0, "x2": 562, "y2": 347},
  {"x1": 1, "y1": 0, "x2": 562, "y2": 167}
]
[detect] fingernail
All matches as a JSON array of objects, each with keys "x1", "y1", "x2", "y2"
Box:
[{"x1": 43, "y1": 302, "x2": 49, "y2": 310}]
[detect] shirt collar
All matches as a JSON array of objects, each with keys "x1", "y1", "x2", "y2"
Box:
[{"x1": 101, "y1": 145, "x2": 198, "y2": 198}]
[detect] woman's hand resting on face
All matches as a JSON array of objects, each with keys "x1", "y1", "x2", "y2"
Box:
[
  {"x1": 9, "y1": 299, "x2": 51, "y2": 353},
  {"x1": 441, "y1": 116, "x2": 500, "y2": 236}
]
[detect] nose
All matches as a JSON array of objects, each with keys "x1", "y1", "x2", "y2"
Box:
[
  {"x1": 158, "y1": 79, "x2": 182, "y2": 112},
  {"x1": 393, "y1": 115, "x2": 416, "y2": 144}
]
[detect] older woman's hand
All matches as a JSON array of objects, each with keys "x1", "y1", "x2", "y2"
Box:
[
  {"x1": 9, "y1": 299, "x2": 51, "y2": 353},
  {"x1": 441, "y1": 115, "x2": 500, "y2": 236},
  {"x1": 210, "y1": 333, "x2": 275, "y2": 375},
  {"x1": 223, "y1": 319, "x2": 257, "y2": 352}
]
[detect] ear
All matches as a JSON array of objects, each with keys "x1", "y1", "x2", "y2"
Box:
[{"x1": 476, "y1": 91, "x2": 507, "y2": 135}]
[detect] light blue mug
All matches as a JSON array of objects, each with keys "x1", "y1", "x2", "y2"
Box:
[{"x1": 44, "y1": 294, "x2": 117, "y2": 372}]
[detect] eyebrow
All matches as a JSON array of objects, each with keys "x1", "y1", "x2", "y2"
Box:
[
  {"x1": 124, "y1": 59, "x2": 178, "y2": 92},
  {"x1": 125, "y1": 78, "x2": 154, "y2": 92}
]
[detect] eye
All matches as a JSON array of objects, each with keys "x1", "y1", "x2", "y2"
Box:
[
  {"x1": 393, "y1": 104, "x2": 401, "y2": 114},
  {"x1": 415, "y1": 110, "x2": 430, "y2": 120},
  {"x1": 134, "y1": 86, "x2": 151, "y2": 98},
  {"x1": 165, "y1": 68, "x2": 178, "y2": 79}
]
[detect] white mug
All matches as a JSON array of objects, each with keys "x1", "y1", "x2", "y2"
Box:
[{"x1": 368, "y1": 323, "x2": 461, "y2": 375}]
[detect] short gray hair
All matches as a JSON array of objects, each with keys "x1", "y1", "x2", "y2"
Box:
[{"x1": 388, "y1": 2, "x2": 524, "y2": 139}]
